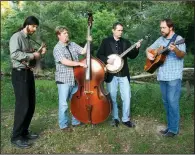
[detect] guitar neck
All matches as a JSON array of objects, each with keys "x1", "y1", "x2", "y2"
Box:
[
  {"x1": 157, "y1": 39, "x2": 185, "y2": 55},
  {"x1": 119, "y1": 39, "x2": 143, "y2": 58}
]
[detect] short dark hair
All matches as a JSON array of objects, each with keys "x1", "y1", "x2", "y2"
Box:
[
  {"x1": 112, "y1": 22, "x2": 123, "y2": 30},
  {"x1": 161, "y1": 18, "x2": 175, "y2": 30},
  {"x1": 23, "y1": 16, "x2": 39, "y2": 28}
]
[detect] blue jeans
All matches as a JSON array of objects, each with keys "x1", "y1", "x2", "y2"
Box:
[
  {"x1": 159, "y1": 79, "x2": 182, "y2": 134},
  {"x1": 57, "y1": 84, "x2": 80, "y2": 129},
  {"x1": 106, "y1": 76, "x2": 131, "y2": 122}
]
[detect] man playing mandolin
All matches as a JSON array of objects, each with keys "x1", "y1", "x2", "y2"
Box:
[
  {"x1": 146, "y1": 18, "x2": 186, "y2": 137},
  {"x1": 97, "y1": 22, "x2": 141, "y2": 128},
  {"x1": 9, "y1": 16, "x2": 47, "y2": 148}
]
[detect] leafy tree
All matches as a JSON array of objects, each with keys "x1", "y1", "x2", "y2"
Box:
[{"x1": 1, "y1": 1, "x2": 194, "y2": 73}]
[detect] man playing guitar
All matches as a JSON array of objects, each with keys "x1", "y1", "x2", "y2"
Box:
[{"x1": 145, "y1": 18, "x2": 186, "y2": 137}]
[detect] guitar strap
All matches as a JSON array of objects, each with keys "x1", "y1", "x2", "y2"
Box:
[
  {"x1": 166, "y1": 33, "x2": 178, "y2": 47},
  {"x1": 163, "y1": 33, "x2": 177, "y2": 55},
  {"x1": 66, "y1": 45, "x2": 74, "y2": 61}
]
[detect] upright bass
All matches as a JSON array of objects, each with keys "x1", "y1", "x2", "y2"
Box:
[{"x1": 70, "y1": 13, "x2": 111, "y2": 124}]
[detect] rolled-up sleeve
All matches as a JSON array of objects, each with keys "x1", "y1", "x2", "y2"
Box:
[{"x1": 176, "y1": 36, "x2": 186, "y2": 53}]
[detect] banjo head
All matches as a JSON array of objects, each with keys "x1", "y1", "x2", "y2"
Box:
[{"x1": 106, "y1": 54, "x2": 124, "y2": 73}]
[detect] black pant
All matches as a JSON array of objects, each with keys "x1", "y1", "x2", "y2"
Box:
[{"x1": 11, "y1": 69, "x2": 35, "y2": 140}]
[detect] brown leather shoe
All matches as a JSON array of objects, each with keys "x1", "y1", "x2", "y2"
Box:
[
  {"x1": 61, "y1": 127, "x2": 73, "y2": 132},
  {"x1": 72, "y1": 123, "x2": 84, "y2": 127}
]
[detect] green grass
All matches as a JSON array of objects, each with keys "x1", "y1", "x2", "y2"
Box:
[{"x1": 1, "y1": 76, "x2": 194, "y2": 154}]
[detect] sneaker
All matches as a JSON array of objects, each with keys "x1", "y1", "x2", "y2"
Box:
[{"x1": 122, "y1": 121, "x2": 135, "y2": 128}]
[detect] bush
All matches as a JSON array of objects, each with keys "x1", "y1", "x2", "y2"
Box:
[
  {"x1": 1, "y1": 54, "x2": 12, "y2": 74},
  {"x1": 184, "y1": 52, "x2": 194, "y2": 68}
]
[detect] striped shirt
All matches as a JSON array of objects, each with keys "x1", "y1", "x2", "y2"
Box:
[
  {"x1": 149, "y1": 33, "x2": 186, "y2": 81},
  {"x1": 53, "y1": 41, "x2": 83, "y2": 85}
]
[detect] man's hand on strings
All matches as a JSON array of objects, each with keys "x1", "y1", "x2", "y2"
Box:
[
  {"x1": 107, "y1": 58, "x2": 115, "y2": 65},
  {"x1": 136, "y1": 40, "x2": 142, "y2": 49},
  {"x1": 168, "y1": 42, "x2": 178, "y2": 52},
  {"x1": 33, "y1": 52, "x2": 41, "y2": 60},
  {"x1": 86, "y1": 35, "x2": 92, "y2": 42}
]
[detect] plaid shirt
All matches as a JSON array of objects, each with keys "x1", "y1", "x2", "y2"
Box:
[
  {"x1": 53, "y1": 41, "x2": 83, "y2": 85},
  {"x1": 149, "y1": 33, "x2": 186, "y2": 81}
]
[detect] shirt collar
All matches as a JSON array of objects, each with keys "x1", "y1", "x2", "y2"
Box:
[
  {"x1": 58, "y1": 41, "x2": 71, "y2": 47},
  {"x1": 112, "y1": 36, "x2": 121, "y2": 42},
  {"x1": 164, "y1": 33, "x2": 175, "y2": 40},
  {"x1": 20, "y1": 30, "x2": 29, "y2": 38}
]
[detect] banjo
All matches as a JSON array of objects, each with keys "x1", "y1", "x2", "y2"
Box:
[{"x1": 106, "y1": 34, "x2": 150, "y2": 73}]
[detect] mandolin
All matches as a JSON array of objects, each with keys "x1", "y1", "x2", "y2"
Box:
[{"x1": 22, "y1": 38, "x2": 46, "y2": 69}]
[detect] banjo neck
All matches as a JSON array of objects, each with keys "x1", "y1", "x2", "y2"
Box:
[
  {"x1": 119, "y1": 39, "x2": 143, "y2": 58},
  {"x1": 119, "y1": 34, "x2": 150, "y2": 58}
]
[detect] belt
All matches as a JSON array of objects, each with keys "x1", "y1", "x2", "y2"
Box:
[
  {"x1": 12, "y1": 68, "x2": 31, "y2": 71},
  {"x1": 115, "y1": 71, "x2": 122, "y2": 77}
]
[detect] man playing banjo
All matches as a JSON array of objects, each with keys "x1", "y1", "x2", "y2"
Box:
[{"x1": 96, "y1": 22, "x2": 141, "y2": 127}]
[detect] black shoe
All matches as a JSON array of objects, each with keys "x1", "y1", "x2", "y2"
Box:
[
  {"x1": 111, "y1": 119, "x2": 119, "y2": 127},
  {"x1": 159, "y1": 129, "x2": 169, "y2": 135},
  {"x1": 23, "y1": 133, "x2": 39, "y2": 140},
  {"x1": 114, "y1": 119, "x2": 120, "y2": 127},
  {"x1": 122, "y1": 121, "x2": 135, "y2": 128},
  {"x1": 163, "y1": 131, "x2": 176, "y2": 137},
  {"x1": 11, "y1": 139, "x2": 32, "y2": 148}
]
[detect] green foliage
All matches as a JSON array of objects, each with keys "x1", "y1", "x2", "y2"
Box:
[
  {"x1": 92, "y1": 10, "x2": 116, "y2": 50},
  {"x1": 1, "y1": 1, "x2": 194, "y2": 72},
  {"x1": 1, "y1": 53, "x2": 12, "y2": 74},
  {"x1": 184, "y1": 52, "x2": 194, "y2": 67}
]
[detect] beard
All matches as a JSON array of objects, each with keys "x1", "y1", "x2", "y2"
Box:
[
  {"x1": 161, "y1": 30, "x2": 170, "y2": 37},
  {"x1": 27, "y1": 26, "x2": 35, "y2": 35}
]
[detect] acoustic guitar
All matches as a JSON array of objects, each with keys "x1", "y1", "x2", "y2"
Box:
[{"x1": 144, "y1": 38, "x2": 185, "y2": 74}]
